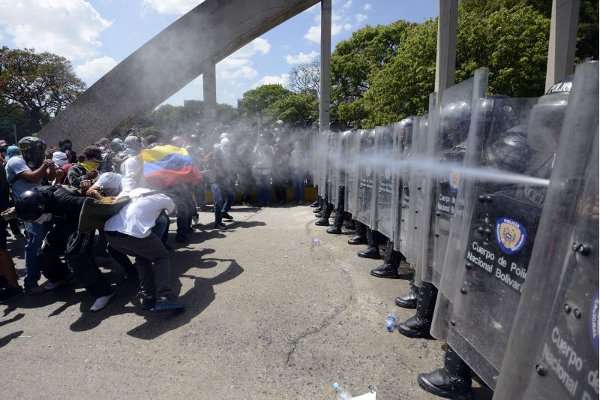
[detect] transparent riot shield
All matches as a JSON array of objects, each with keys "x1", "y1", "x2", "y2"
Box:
[
  {"x1": 355, "y1": 129, "x2": 377, "y2": 227},
  {"x1": 345, "y1": 130, "x2": 362, "y2": 218},
  {"x1": 408, "y1": 115, "x2": 430, "y2": 284},
  {"x1": 441, "y1": 77, "x2": 572, "y2": 387},
  {"x1": 392, "y1": 118, "x2": 415, "y2": 257},
  {"x1": 373, "y1": 125, "x2": 395, "y2": 239},
  {"x1": 315, "y1": 131, "x2": 328, "y2": 199},
  {"x1": 420, "y1": 69, "x2": 489, "y2": 287},
  {"x1": 494, "y1": 62, "x2": 598, "y2": 400},
  {"x1": 334, "y1": 130, "x2": 353, "y2": 213},
  {"x1": 325, "y1": 131, "x2": 337, "y2": 205},
  {"x1": 328, "y1": 131, "x2": 341, "y2": 207},
  {"x1": 431, "y1": 95, "x2": 538, "y2": 342}
]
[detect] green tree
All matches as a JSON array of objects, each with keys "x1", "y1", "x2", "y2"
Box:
[
  {"x1": 331, "y1": 21, "x2": 413, "y2": 127},
  {"x1": 0, "y1": 47, "x2": 85, "y2": 133},
  {"x1": 363, "y1": 5, "x2": 551, "y2": 127},
  {"x1": 460, "y1": 0, "x2": 597, "y2": 61},
  {"x1": 238, "y1": 84, "x2": 291, "y2": 118},
  {"x1": 361, "y1": 19, "x2": 438, "y2": 127},
  {"x1": 267, "y1": 93, "x2": 318, "y2": 128}
]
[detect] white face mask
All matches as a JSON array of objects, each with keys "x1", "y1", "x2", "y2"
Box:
[{"x1": 34, "y1": 213, "x2": 52, "y2": 224}]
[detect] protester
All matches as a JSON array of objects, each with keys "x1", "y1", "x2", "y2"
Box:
[
  {"x1": 67, "y1": 145, "x2": 102, "y2": 189},
  {"x1": 104, "y1": 187, "x2": 184, "y2": 312},
  {"x1": 6, "y1": 137, "x2": 56, "y2": 293}
]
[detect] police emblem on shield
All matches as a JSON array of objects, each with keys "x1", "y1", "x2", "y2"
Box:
[{"x1": 495, "y1": 217, "x2": 527, "y2": 255}]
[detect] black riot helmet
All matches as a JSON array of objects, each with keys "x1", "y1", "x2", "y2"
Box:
[
  {"x1": 525, "y1": 76, "x2": 573, "y2": 178},
  {"x1": 18, "y1": 136, "x2": 47, "y2": 169},
  {"x1": 485, "y1": 125, "x2": 530, "y2": 174},
  {"x1": 478, "y1": 96, "x2": 520, "y2": 137},
  {"x1": 15, "y1": 188, "x2": 50, "y2": 222},
  {"x1": 439, "y1": 101, "x2": 471, "y2": 147}
]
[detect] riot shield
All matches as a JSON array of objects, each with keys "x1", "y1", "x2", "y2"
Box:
[
  {"x1": 325, "y1": 131, "x2": 337, "y2": 205},
  {"x1": 431, "y1": 95, "x2": 537, "y2": 341},
  {"x1": 314, "y1": 131, "x2": 328, "y2": 199},
  {"x1": 442, "y1": 77, "x2": 572, "y2": 388},
  {"x1": 373, "y1": 125, "x2": 395, "y2": 239},
  {"x1": 355, "y1": 129, "x2": 377, "y2": 227},
  {"x1": 345, "y1": 130, "x2": 362, "y2": 218},
  {"x1": 419, "y1": 69, "x2": 489, "y2": 287},
  {"x1": 408, "y1": 115, "x2": 430, "y2": 284},
  {"x1": 392, "y1": 118, "x2": 415, "y2": 257},
  {"x1": 494, "y1": 62, "x2": 598, "y2": 400}
]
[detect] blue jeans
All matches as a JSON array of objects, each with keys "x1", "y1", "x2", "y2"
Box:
[
  {"x1": 211, "y1": 183, "x2": 223, "y2": 224},
  {"x1": 221, "y1": 188, "x2": 235, "y2": 213},
  {"x1": 24, "y1": 222, "x2": 48, "y2": 289}
]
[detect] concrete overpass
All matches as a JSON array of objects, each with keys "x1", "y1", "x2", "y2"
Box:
[{"x1": 40, "y1": 0, "x2": 581, "y2": 150}]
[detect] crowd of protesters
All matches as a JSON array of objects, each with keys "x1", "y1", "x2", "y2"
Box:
[{"x1": 0, "y1": 123, "x2": 313, "y2": 314}]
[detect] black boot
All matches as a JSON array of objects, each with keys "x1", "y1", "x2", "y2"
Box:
[
  {"x1": 417, "y1": 346, "x2": 472, "y2": 399},
  {"x1": 395, "y1": 279, "x2": 418, "y2": 309},
  {"x1": 358, "y1": 246, "x2": 381, "y2": 259},
  {"x1": 370, "y1": 241, "x2": 414, "y2": 279},
  {"x1": 348, "y1": 235, "x2": 366, "y2": 245},
  {"x1": 315, "y1": 218, "x2": 330, "y2": 226},
  {"x1": 343, "y1": 219, "x2": 355, "y2": 231},
  {"x1": 358, "y1": 229, "x2": 381, "y2": 259},
  {"x1": 397, "y1": 282, "x2": 437, "y2": 338},
  {"x1": 326, "y1": 226, "x2": 342, "y2": 234},
  {"x1": 310, "y1": 199, "x2": 320, "y2": 208},
  {"x1": 348, "y1": 222, "x2": 367, "y2": 244}
]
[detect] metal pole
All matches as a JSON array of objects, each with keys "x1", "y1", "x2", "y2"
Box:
[
  {"x1": 319, "y1": 0, "x2": 332, "y2": 133},
  {"x1": 545, "y1": 0, "x2": 580, "y2": 91},
  {"x1": 435, "y1": 0, "x2": 458, "y2": 96},
  {"x1": 203, "y1": 63, "x2": 217, "y2": 119}
]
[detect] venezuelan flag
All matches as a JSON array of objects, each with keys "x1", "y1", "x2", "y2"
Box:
[{"x1": 141, "y1": 144, "x2": 202, "y2": 188}]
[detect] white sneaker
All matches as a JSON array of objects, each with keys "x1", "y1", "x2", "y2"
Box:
[{"x1": 90, "y1": 293, "x2": 115, "y2": 312}]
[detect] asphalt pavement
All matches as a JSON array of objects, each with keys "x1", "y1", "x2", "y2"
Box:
[{"x1": 0, "y1": 206, "x2": 492, "y2": 400}]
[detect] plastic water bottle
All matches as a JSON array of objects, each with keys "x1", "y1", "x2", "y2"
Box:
[
  {"x1": 386, "y1": 313, "x2": 397, "y2": 332},
  {"x1": 332, "y1": 383, "x2": 353, "y2": 400}
]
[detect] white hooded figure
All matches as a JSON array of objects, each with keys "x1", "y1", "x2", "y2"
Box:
[{"x1": 120, "y1": 135, "x2": 145, "y2": 194}]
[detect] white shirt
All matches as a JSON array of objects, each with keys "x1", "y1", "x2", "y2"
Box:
[
  {"x1": 104, "y1": 188, "x2": 175, "y2": 238},
  {"x1": 120, "y1": 155, "x2": 144, "y2": 194}
]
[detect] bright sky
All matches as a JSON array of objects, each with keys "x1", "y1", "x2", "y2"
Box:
[{"x1": 0, "y1": 0, "x2": 436, "y2": 107}]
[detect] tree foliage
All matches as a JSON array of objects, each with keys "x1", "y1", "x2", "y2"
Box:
[
  {"x1": 238, "y1": 84, "x2": 291, "y2": 117},
  {"x1": 267, "y1": 93, "x2": 318, "y2": 128},
  {"x1": 0, "y1": 47, "x2": 85, "y2": 134}
]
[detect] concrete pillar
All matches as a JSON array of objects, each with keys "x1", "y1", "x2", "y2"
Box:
[
  {"x1": 203, "y1": 63, "x2": 217, "y2": 118},
  {"x1": 545, "y1": 0, "x2": 580, "y2": 91},
  {"x1": 435, "y1": 0, "x2": 458, "y2": 95},
  {"x1": 319, "y1": 0, "x2": 332, "y2": 132}
]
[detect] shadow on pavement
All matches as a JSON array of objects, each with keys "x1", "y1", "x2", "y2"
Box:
[
  {"x1": 0, "y1": 330, "x2": 23, "y2": 349},
  {"x1": 0, "y1": 312, "x2": 24, "y2": 327},
  {"x1": 65, "y1": 247, "x2": 244, "y2": 340}
]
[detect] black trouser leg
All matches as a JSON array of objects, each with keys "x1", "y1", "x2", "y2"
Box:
[
  {"x1": 67, "y1": 232, "x2": 112, "y2": 298},
  {"x1": 334, "y1": 187, "x2": 345, "y2": 228}
]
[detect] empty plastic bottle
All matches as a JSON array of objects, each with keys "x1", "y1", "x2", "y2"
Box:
[
  {"x1": 332, "y1": 382, "x2": 353, "y2": 400},
  {"x1": 385, "y1": 313, "x2": 397, "y2": 332}
]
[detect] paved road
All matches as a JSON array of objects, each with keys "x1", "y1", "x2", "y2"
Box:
[{"x1": 0, "y1": 206, "x2": 489, "y2": 400}]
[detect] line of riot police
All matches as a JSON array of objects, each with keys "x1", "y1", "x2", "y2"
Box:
[{"x1": 309, "y1": 62, "x2": 598, "y2": 400}]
